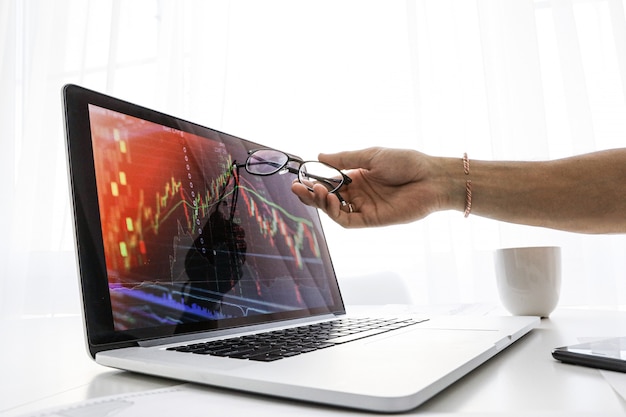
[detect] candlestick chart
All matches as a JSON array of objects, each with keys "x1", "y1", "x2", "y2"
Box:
[{"x1": 88, "y1": 106, "x2": 332, "y2": 331}]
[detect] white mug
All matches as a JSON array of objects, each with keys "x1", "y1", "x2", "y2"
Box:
[{"x1": 494, "y1": 246, "x2": 561, "y2": 317}]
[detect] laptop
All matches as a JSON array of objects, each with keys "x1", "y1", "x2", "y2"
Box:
[{"x1": 62, "y1": 84, "x2": 538, "y2": 413}]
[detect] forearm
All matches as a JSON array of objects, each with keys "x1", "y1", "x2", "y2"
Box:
[{"x1": 437, "y1": 149, "x2": 626, "y2": 234}]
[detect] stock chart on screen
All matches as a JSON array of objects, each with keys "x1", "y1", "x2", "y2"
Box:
[{"x1": 88, "y1": 105, "x2": 332, "y2": 331}]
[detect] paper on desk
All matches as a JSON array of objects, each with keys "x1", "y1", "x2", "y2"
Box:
[
  {"x1": 17, "y1": 384, "x2": 379, "y2": 417},
  {"x1": 575, "y1": 337, "x2": 626, "y2": 403},
  {"x1": 600, "y1": 370, "x2": 626, "y2": 401}
]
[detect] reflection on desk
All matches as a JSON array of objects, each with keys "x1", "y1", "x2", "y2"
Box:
[{"x1": 2, "y1": 306, "x2": 626, "y2": 416}]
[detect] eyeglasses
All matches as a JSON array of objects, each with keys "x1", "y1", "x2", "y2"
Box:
[{"x1": 240, "y1": 149, "x2": 352, "y2": 206}]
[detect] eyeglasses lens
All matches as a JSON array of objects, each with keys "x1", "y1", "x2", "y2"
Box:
[
  {"x1": 246, "y1": 150, "x2": 288, "y2": 175},
  {"x1": 298, "y1": 161, "x2": 344, "y2": 193}
]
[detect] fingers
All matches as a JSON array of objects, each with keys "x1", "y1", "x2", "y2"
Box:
[
  {"x1": 291, "y1": 182, "x2": 353, "y2": 226},
  {"x1": 291, "y1": 182, "x2": 340, "y2": 212},
  {"x1": 291, "y1": 182, "x2": 317, "y2": 206}
]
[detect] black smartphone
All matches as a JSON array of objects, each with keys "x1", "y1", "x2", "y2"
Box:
[{"x1": 552, "y1": 337, "x2": 626, "y2": 373}]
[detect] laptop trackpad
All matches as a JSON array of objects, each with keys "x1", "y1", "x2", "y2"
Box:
[{"x1": 363, "y1": 325, "x2": 500, "y2": 351}]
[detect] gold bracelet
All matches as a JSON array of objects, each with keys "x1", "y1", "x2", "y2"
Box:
[
  {"x1": 464, "y1": 180, "x2": 472, "y2": 218},
  {"x1": 463, "y1": 152, "x2": 470, "y2": 175},
  {"x1": 463, "y1": 153, "x2": 472, "y2": 217}
]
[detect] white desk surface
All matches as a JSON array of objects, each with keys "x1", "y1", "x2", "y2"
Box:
[{"x1": 2, "y1": 306, "x2": 626, "y2": 416}]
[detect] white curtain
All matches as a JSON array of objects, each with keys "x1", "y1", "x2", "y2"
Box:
[{"x1": 2, "y1": 0, "x2": 626, "y2": 318}]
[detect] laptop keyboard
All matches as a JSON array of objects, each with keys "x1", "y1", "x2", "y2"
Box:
[{"x1": 167, "y1": 317, "x2": 428, "y2": 362}]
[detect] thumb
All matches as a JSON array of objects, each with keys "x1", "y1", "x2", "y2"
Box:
[{"x1": 318, "y1": 147, "x2": 379, "y2": 171}]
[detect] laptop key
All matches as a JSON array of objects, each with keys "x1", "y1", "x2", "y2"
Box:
[
  {"x1": 248, "y1": 350, "x2": 301, "y2": 362},
  {"x1": 325, "y1": 328, "x2": 390, "y2": 344}
]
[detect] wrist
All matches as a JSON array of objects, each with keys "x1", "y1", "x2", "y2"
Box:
[{"x1": 428, "y1": 155, "x2": 469, "y2": 214}]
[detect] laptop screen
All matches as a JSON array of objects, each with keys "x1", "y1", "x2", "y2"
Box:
[{"x1": 64, "y1": 85, "x2": 344, "y2": 349}]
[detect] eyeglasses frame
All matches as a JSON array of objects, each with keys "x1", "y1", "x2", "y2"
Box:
[{"x1": 239, "y1": 149, "x2": 352, "y2": 206}]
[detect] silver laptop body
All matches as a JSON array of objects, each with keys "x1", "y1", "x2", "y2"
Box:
[{"x1": 62, "y1": 84, "x2": 538, "y2": 413}]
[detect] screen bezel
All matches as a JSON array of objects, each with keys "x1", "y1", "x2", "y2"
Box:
[{"x1": 62, "y1": 84, "x2": 345, "y2": 356}]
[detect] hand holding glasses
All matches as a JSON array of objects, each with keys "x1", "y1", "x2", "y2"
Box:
[{"x1": 238, "y1": 149, "x2": 353, "y2": 209}]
